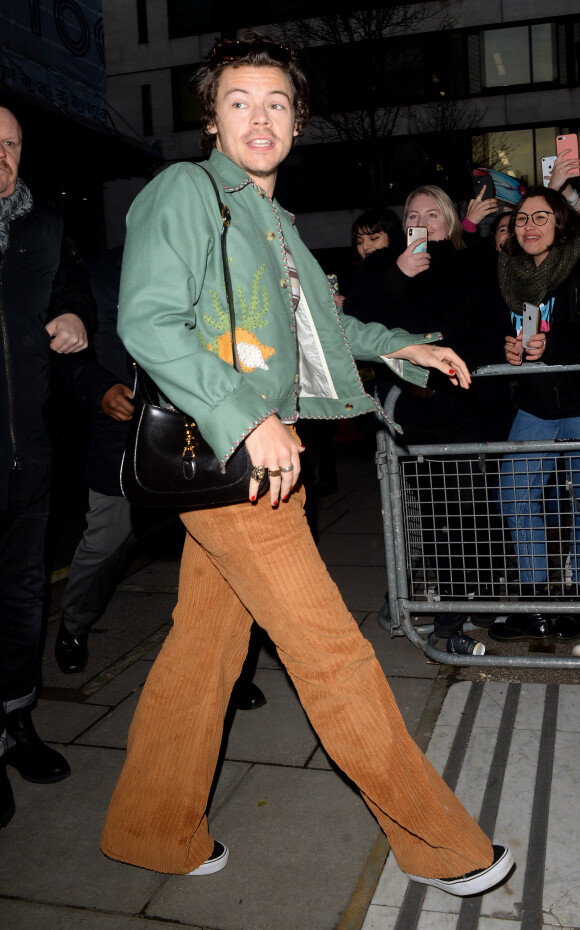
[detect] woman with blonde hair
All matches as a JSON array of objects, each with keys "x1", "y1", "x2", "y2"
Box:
[
  {"x1": 348, "y1": 182, "x2": 511, "y2": 637},
  {"x1": 402, "y1": 184, "x2": 467, "y2": 251}
]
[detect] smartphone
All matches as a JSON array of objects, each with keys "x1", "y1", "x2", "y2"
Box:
[
  {"x1": 541, "y1": 155, "x2": 556, "y2": 187},
  {"x1": 474, "y1": 175, "x2": 494, "y2": 200},
  {"x1": 556, "y1": 134, "x2": 579, "y2": 161},
  {"x1": 521, "y1": 302, "x2": 540, "y2": 350},
  {"x1": 407, "y1": 226, "x2": 427, "y2": 253}
]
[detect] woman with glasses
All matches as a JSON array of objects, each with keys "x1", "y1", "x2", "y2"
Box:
[{"x1": 490, "y1": 187, "x2": 580, "y2": 644}]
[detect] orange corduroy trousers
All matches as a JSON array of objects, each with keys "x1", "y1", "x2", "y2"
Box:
[{"x1": 100, "y1": 483, "x2": 493, "y2": 876}]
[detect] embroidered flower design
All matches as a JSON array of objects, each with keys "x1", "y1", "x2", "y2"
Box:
[{"x1": 204, "y1": 264, "x2": 274, "y2": 372}]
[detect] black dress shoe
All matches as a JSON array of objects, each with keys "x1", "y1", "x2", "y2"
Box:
[
  {"x1": 232, "y1": 681, "x2": 267, "y2": 711},
  {"x1": 6, "y1": 708, "x2": 71, "y2": 784},
  {"x1": 488, "y1": 613, "x2": 555, "y2": 642},
  {"x1": 433, "y1": 613, "x2": 463, "y2": 637},
  {"x1": 553, "y1": 615, "x2": 580, "y2": 641},
  {"x1": 0, "y1": 759, "x2": 15, "y2": 829},
  {"x1": 55, "y1": 619, "x2": 88, "y2": 673}
]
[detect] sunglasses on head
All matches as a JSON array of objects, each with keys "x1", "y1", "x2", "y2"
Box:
[{"x1": 210, "y1": 39, "x2": 293, "y2": 64}]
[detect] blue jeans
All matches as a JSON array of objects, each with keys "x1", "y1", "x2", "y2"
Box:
[{"x1": 499, "y1": 409, "x2": 580, "y2": 586}]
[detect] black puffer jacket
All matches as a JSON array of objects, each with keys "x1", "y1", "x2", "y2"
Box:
[
  {"x1": 345, "y1": 240, "x2": 513, "y2": 443},
  {"x1": 0, "y1": 206, "x2": 96, "y2": 509},
  {"x1": 506, "y1": 258, "x2": 580, "y2": 420},
  {"x1": 55, "y1": 247, "x2": 132, "y2": 496}
]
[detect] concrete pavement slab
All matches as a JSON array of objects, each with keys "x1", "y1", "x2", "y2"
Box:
[
  {"x1": 323, "y1": 503, "x2": 385, "y2": 537},
  {"x1": 223, "y1": 667, "x2": 320, "y2": 767},
  {"x1": 119, "y1": 558, "x2": 180, "y2": 591},
  {"x1": 42, "y1": 591, "x2": 176, "y2": 689},
  {"x1": 318, "y1": 532, "x2": 386, "y2": 566},
  {"x1": 359, "y1": 614, "x2": 439, "y2": 679},
  {"x1": 0, "y1": 900, "x2": 203, "y2": 930},
  {"x1": 326, "y1": 564, "x2": 388, "y2": 613},
  {"x1": 79, "y1": 691, "x2": 140, "y2": 748},
  {"x1": 32, "y1": 697, "x2": 109, "y2": 743},
  {"x1": 0, "y1": 746, "x2": 163, "y2": 912},
  {"x1": 83, "y1": 659, "x2": 155, "y2": 706},
  {"x1": 147, "y1": 764, "x2": 379, "y2": 930}
]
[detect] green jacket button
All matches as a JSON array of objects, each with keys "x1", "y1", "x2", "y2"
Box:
[
  {"x1": 280, "y1": 279, "x2": 287, "y2": 288},
  {"x1": 345, "y1": 403, "x2": 353, "y2": 410},
  {"x1": 266, "y1": 231, "x2": 276, "y2": 241}
]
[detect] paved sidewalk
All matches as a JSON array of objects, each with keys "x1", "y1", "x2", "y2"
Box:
[{"x1": 1, "y1": 438, "x2": 579, "y2": 929}]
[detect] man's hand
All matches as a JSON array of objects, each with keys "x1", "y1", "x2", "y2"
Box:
[
  {"x1": 245, "y1": 414, "x2": 304, "y2": 506},
  {"x1": 46, "y1": 313, "x2": 88, "y2": 353},
  {"x1": 386, "y1": 343, "x2": 471, "y2": 388},
  {"x1": 396, "y1": 238, "x2": 430, "y2": 278},
  {"x1": 465, "y1": 189, "x2": 498, "y2": 225},
  {"x1": 101, "y1": 383, "x2": 134, "y2": 421}
]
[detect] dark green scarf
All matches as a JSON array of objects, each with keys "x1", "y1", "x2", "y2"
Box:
[{"x1": 498, "y1": 235, "x2": 580, "y2": 314}]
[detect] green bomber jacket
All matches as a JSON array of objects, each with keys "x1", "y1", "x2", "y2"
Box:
[{"x1": 117, "y1": 150, "x2": 440, "y2": 467}]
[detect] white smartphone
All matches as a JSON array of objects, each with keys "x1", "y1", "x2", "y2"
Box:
[
  {"x1": 522, "y1": 302, "x2": 540, "y2": 349},
  {"x1": 407, "y1": 226, "x2": 427, "y2": 253},
  {"x1": 542, "y1": 155, "x2": 556, "y2": 188}
]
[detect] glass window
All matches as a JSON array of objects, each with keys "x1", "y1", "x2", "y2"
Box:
[
  {"x1": 472, "y1": 126, "x2": 560, "y2": 187},
  {"x1": 483, "y1": 26, "x2": 530, "y2": 87},
  {"x1": 171, "y1": 65, "x2": 201, "y2": 131},
  {"x1": 482, "y1": 23, "x2": 557, "y2": 89},
  {"x1": 535, "y1": 126, "x2": 559, "y2": 177},
  {"x1": 532, "y1": 24, "x2": 556, "y2": 82}
]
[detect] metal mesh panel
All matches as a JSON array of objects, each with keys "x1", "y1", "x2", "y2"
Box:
[{"x1": 399, "y1": 452, "x2": 578, "y2": 602}]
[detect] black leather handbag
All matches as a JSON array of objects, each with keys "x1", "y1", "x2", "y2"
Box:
[{"x1": 120, "y1": 166, "x2": 269, "y2": 509}]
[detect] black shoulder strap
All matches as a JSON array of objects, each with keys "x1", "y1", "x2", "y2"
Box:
[{"x1": 196, "y1": 164, "x2": 241, "y2": 372}]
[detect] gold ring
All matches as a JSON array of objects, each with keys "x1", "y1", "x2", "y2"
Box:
[
  {"x1": 251, "y1": 466, "x2": 267, "y2": 481},
  {"x1": 280, "y1": 465, "x2": 294, "y2": 473},
  {"x1": 269, "y1": 469, "x2": 282, "y2": 477}
]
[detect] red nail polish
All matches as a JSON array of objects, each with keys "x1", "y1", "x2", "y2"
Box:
[
  {"x1": 282, "y1": 495, "x2": 288, "y2": 502},
  {"x1": 449, "y1": 369, "x2": 455, "y2": 375},
  {"x1": 250, "y1": 496, "x2": 256, "y2": 502}
]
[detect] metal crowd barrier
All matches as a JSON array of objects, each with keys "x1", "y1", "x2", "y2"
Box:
[{"x1": 375, "y1": 363, "x2": 580, "y2": 668}]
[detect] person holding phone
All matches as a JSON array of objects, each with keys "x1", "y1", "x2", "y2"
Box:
[
  {"x1": 490, "y1": 187, "x2": 580, "y2": 643},
  {"x1": 461, "y1": 184, "x2": 499, "y2": 237},
  {"x1": 547, "y1": 135, "x2": 580, "y2": 213},
  {"x1": 347, "y1": 185, "x2": 511, "y2": 636}
]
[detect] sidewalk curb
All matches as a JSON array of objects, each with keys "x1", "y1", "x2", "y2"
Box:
[{"x1": 336, "y1": 671, "x2": 452, "y2": 930}]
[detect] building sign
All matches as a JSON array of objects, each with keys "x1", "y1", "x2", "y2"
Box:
[{"x1": 0, "y1": 0, "x2": 107, "y2": 127}]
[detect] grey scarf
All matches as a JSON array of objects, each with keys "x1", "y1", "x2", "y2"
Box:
[{"x1": 0, "y1": 178, "x2": 34, "y2": 253}]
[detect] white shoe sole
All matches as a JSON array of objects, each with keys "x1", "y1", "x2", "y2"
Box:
[
  {"x1": 406, "y1": 844, "x2": 514, "y2": 896},
  {"x1": 187, "y1": 843, "x2": 229, "y2": 876}
]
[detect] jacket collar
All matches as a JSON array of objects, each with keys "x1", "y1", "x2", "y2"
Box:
[{"x1": 206, "y1": 149, "x2": 295, "y2": 225}]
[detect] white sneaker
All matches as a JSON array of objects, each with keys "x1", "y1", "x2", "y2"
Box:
[
  {"x1": 187, "y1": 841, "x2": 229, "y2": 876},
  {"x1": 405, "y1": 844, "x2": 514, "y2": 896}
]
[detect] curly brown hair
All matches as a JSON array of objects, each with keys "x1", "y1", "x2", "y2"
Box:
[{"x1": 190, "y1": 35, "x2": 310, "y2": 156}]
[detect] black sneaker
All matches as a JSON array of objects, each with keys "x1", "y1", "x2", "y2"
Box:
[
  {"x1": 488, "y1": 613, "x2": 555, "y2": 642},
  {"x1": 405, "y1": 843, "x2": 514, "y2": 896},
  {"x1": 433, "y1": 613, "x2": 463, "y2": 637},
  {"x1": 187, "y1": 841, "x2": 229, "y2": 875}
]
